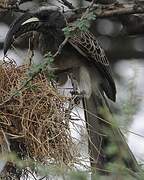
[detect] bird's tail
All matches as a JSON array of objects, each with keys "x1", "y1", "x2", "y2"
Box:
[{"x1": 83, "y1": 91, "x2": 139, "y2": 174}]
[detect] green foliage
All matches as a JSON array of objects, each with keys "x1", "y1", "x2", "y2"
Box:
[
  {"x1": 27, "y1": 52, "x2": 55, "y2": 80},
  {"x1": 74, "y1": 12, "x2": 96, "y2": 32},
  {"x1": 63, "y1": 12, "x2": 96, "y2": 37},
  {"x1": 105, "y1": 143, "x2": 118, "y2": 156},
  {"x1": 69, "y1": 171, "x2": 88, "y2": 180},
  {"x1": 0, "y1": 152, "x2": 143, "y2": 179}
]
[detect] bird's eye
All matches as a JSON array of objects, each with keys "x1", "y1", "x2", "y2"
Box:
[
  {"x1": 38, "y1": 11, "x2": 49, "y2": 21},
  {"x1": 39, "y1": 15, "x2": 48, "y2": 21}
]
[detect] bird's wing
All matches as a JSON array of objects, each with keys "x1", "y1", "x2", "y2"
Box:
[
  {"x1": 69, "y1": 31, "x2": 109, "y2": 66},
  {"x1": 69, "y1": 30, "x2": 116, "y2": 101}
]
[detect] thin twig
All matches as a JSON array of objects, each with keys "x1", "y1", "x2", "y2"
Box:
[
  {"x1": 53, "y1": 37, "x2": 69, "y2": 57},
  {"x1": 58, "y1": 0, "x2": 75, "y2": 9},
  {"x1": 0, "y1": 72, "x2": 34, "y2": 107},
  {"x1": 38, "y1": 176, "x2": 46, "y2": 180},
  {"x1": 1, "y1": 129, "x2": 11, "y2": 152}
]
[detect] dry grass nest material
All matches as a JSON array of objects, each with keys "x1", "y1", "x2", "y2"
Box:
[{"x1": 0, "y1": 61, "x2": 74, "y2": 164}]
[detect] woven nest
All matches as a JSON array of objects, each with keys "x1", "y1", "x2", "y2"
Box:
[{"x1": 0, "y1": 61, "x2": 74, "y2": 165}]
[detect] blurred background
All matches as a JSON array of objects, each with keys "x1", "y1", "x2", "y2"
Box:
[{"x1": 0, "y1": 0, "x2": 144, "y2": 165}]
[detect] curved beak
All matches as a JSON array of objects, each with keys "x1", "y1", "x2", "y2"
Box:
[{"x1": 4, "y1": 13, "x2": 40, "y2": 56}]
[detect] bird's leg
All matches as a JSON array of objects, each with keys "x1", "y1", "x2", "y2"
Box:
[
  {"x1": 69, "y1": 73, "x2": 78, "y2": 94},
  {"x1": 69, "y1": 72, "x2": 85, "y2": 105},
  {"x1": 54, "y1": 67, "x2": 84, "y2": 104},
  {"x1": 54, "y1": 67, "x2": 73, "y2": 86}
]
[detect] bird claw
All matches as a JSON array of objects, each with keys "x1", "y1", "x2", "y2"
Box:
[{"x1": 70, "y1": 90, "x2": 85, "y2": 105}]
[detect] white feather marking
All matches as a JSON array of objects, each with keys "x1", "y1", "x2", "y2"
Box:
[{"x1": 22, "y1": 17, "x2": 40, "y2": 25}]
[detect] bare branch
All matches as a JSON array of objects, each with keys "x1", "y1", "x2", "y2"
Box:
[
  {"x1": 65, "y1": 2, "x2": 144, "y2": 20},
  {"x1": 96, "y1": 4, "x2": 144, "y2": 18}
]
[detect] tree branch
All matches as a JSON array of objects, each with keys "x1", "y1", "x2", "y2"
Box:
[
  {"x1": 65, "y1": 2, "x2": 144, "y2": 20},
  {"x1": 58, "y1": 0, "x2": 75, "y2": 9},
  {"x1": 64, "y1": 2, "x2": 144, "y2": 36}
]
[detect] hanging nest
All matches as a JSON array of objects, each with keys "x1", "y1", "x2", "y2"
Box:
[{"x1": 0, "y1": 60, "x2": 74, "y2": 168}]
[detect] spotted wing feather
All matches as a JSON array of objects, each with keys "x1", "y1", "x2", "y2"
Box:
[{"x1": 69, "y1": 31, "x2": 109, "y2": 66}]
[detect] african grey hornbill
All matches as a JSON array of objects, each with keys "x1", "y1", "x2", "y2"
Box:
[{"x1": 3, "y1": 7, "x2": 139, "y2": 173}]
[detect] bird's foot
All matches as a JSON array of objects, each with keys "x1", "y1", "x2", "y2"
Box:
[{"x1": 70, "y1": 90, "x2": 85, "y2": 105}]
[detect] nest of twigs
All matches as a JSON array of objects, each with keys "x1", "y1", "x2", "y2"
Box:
[{"x1": 0, "y1": 61, "x2": 74, "y2": 166}]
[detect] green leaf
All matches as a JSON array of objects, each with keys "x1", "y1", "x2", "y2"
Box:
[{"x1": 63, "y1": 12, "x2": 96, "y2": 37}]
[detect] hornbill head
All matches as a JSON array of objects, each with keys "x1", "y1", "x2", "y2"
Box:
[{"x1": 4, "y1": 7, "x2": 66, "y2": 55}]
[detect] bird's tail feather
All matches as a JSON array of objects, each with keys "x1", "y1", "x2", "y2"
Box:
[{"x1": 83, "y1": 91, "x2": 139, "y2": 174}]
